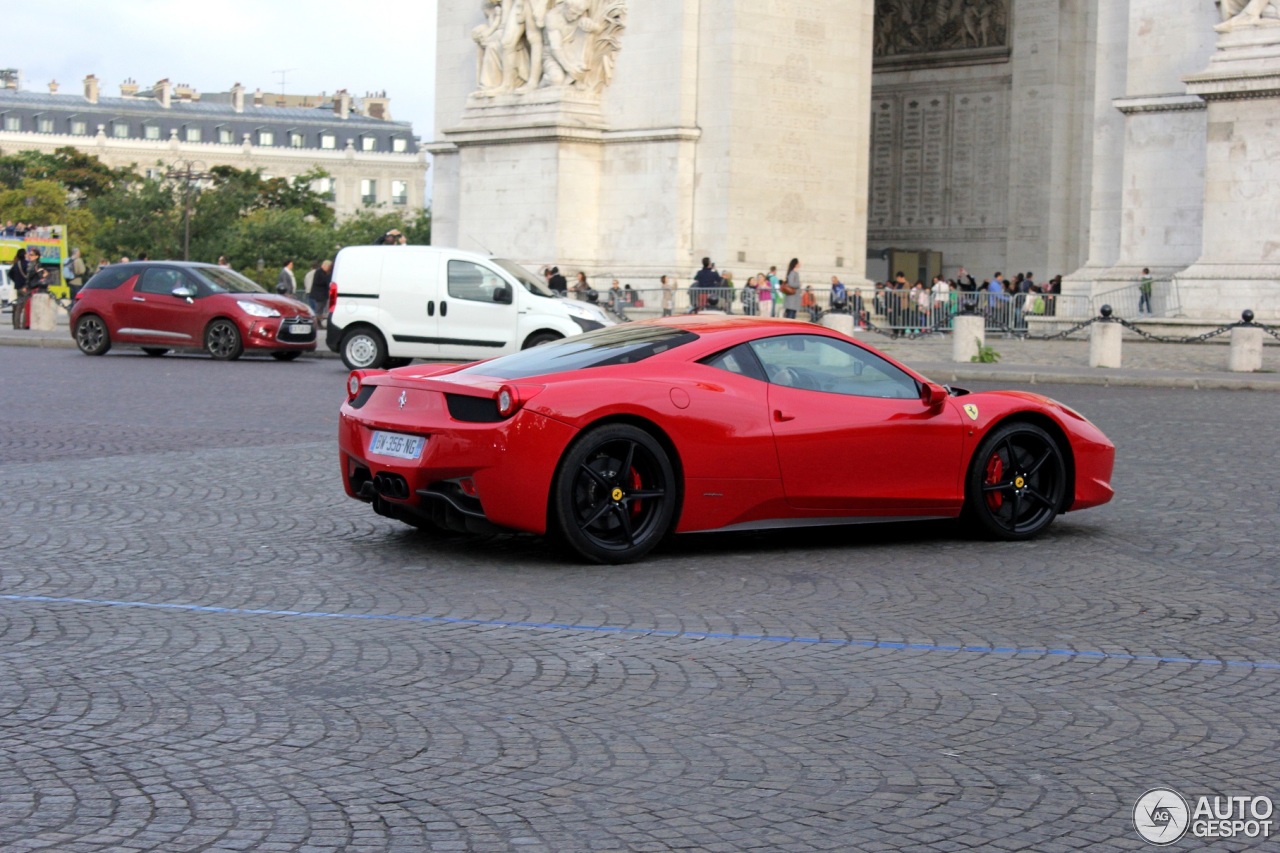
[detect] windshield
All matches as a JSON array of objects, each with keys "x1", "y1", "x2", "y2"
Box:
[
  {"x1": 492, "y1": 258, "x2": 554, "y2": 297},
  {"x1": 457, "y1": 323, "x2": 699, "y2": 380},
  {"x1": 194, "y1": 266, "x2": 268, "y2": 294}
]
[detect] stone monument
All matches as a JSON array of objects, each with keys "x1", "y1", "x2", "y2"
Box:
[
  {"x1": 1178, "y1": 4, "x2": 1280, "y2": 319},
  {"x1": 431, "y1": 0, "x2": 876, "y2": 290}
]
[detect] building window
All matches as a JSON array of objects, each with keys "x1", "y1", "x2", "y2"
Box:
[
  {"x1": 113, "y1": 121, "x2": 129, "y2": 138},
  {"x1": 360, "y1": 179, "x2": 377, "y2": 205},
  {"x1": 313, "y1": 176, "x2": 336, "y2": 202},
  {"x1": 37, "y1": 117, "x2": 54, "y2": 133},
  {"x1": 217, "y1": 126, "x2": 233, "y2": 144},
  {"x1": 145, "y1": 167, "x2": 161, "y2": 180},
  {"x1": 391, "y1": 180, "x2": 408, "y2": 206},
  {"x1": 392, "y1": 137, "x2": 407, "y2": 153},
  {"x1": 4, "y1": 115, "x2": 21, "y2": 131},
  {"x1": 290, "y1": 132, "x2": 304, "y2": 148},
  {"x1": 258, "y1": 130, "x2": 274, "y2": 146},
  {"x1": 186, "y1": 126, "x2": 202, "y2": 143},
  {"x1": 70, "y1": 119, "x2": 87, "y2": 135},
  {"x1": 143, "y1": 124, "x2": 161, "y2": 140},
  {"x1": 361, "y1": 136, "x2": 377, "y2": 152},
  {"x1": 320, "y1": 132, "x2": 336, "y2": 149}
]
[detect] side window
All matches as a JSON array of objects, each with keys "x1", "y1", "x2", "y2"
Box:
[
  {"x1": 748, "y1": 334, "x2": 920, "y2": 399},
  {"x1": 136, "y1": 268, "x2": 184, "y2": 295},
  {"x1": 701, "y1": 343, "x2": 767, "y2": 382},
  {"x1": 447, "y1": 260, "x2": 508, "y2": 304}
]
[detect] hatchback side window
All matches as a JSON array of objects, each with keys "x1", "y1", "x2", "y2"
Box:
[
  {"x1": 136, "y1": 268, "x2": 186, "y2": 295},
  {"x1": 447, "y1": 260, "x2": 509, "y2": 304},
  {"x1": 83, "y1": 267, "x2": 136, "y2": 291},
  {"x1": 748, "y1": 334, "x2": 920, "y2": 399}
]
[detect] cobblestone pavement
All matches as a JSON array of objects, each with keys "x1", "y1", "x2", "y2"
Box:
[{"x1": 1, "y1": 347, "x2": 1278, "y2": 852}]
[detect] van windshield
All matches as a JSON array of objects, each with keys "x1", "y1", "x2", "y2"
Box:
[{"x1": 492, "y1": 258, "x2": 554, "y2": 297}]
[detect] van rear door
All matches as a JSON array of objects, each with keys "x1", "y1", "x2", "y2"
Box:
[
  {"x1": 437, "y1": 256, "x2": 518, "y2": 361},
  {"x1": 381, "y1": 249, "x2": 440, "y2": 359}
]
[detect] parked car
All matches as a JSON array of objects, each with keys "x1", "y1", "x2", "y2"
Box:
[
  {"x1": 70, "y1": 261, "x2": 317, "y2": 360},
  {"x1": 325, "y1": 246, "x2": 614, "y2": 370},
  {"x1": 338, "y1": 316, "x2": 1116, "y2": 563}
]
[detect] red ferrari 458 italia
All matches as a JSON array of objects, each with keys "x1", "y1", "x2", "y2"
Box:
[{"x1": 339, "y1": 317, "x2": 1115, "y2": 563}]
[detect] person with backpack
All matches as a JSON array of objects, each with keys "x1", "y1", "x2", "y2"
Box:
[{"x1": 63, "y1": 248, "x2": 88, "y2": 300}]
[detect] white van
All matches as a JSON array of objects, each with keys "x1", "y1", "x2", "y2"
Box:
[{"x1": 324, "y1": 246, "x2": 614, "y2": 369}]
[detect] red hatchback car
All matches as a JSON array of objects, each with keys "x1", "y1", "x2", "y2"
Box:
[{"x1": 70, "y1": 262, "x2": 317, "y2": 360}]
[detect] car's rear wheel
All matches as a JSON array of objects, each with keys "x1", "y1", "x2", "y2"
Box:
[
  {"x1": 341, "y1": 327, "x2": 387, "y2": 370},
  {"x1": 142, "y1": 347, "x2": 169, "y2": 358},
  {"x1": 966, "y1": 422, "x2": 1066, "y2": 540},
  {"x1": 553, "y1": 424, "x2": 677, "y2": 564},
  {"x1": 271, "y1": 351, "x2": 302, "y2": 361},
  {"x1": 205, "y1": 319, "x2": 244, "y2": 361},
  {"x1": 75, "y1": 314, "x2": 111, "y2": 356}
]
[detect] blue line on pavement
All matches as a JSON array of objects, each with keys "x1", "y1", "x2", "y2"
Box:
[{"x1": 4, "y1": 592, "x2": 1279, "y2": 673}]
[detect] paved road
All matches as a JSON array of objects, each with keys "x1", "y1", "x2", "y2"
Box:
[{"x1": 2, "y1": 347, "x2": 1277, "y2": 852}]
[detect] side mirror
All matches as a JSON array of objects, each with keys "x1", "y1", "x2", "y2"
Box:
[
  {"x1": 921, "y1": 382, "x2": 948, "y2": 407},
  {"x1": 493, "y1": 285, "x2": 513, "y2": 304},
  {"x1": 171, "y1": 285, "x2": 196, "y2": 299}
]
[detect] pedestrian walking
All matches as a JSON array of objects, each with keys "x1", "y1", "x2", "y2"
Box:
[
  {"x1": 660, "y1": 275, "x2": 675, "y2": 317},
  {"x1": 311, "y1": 260, "x2": 333, "y2": 326},
  {"x1": 781, "y1": 258, "x2": 802, "y2": 319},
  {"x1": 276, "y1": 260, "x2": 297, "y2": 296},
  {"x1": 1138, "y1": 267, "x2": 1153, "y2": 314},
  {"x1": 63, "y1": 248, "x2": 88, "y2": 299}
]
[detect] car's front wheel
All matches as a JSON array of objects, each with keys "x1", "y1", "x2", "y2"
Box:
[
  {"x1": 553, "y1": 424, "x2": 677, "y2": 564},
  {"x1": 205, "y1": 319, "x2": 244, "y2": 361},
  {"x1": 966, "y1": 422, "x2": 1067, "y2": 540},
  {"x1": 75, "y1": 315, "x2": 111, "y2": 356},
  {"x1": 341, "y1": 327, "x2": 387, "y2": 370}
]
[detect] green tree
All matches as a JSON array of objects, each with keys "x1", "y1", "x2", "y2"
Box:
[
  {"x1": 0, "y1": 178, "x2": 100, "y2": 255},
  {"x1": 0, "y1": 148, "x2": 132, "y2": 199},
  {"x1": 88, "y1": 179, "x2": 181, "y2": 261}
]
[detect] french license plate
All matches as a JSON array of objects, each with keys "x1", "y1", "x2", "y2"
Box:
[
  {"x1": 368, "y1": 431, "x2": 425, "y2": 460},
  {"x1": 289, "y1": 323, "x2": 312, "y2": 335}
]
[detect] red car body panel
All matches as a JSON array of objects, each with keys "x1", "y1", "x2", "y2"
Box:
[
  {"x1": 70, "y1": 263, "x2": 316, "y2": 355},
  {"x1": 338, "y1": 316, "x2": 1115, "y2": 537}
]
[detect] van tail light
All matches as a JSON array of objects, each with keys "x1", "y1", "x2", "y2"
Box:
[
  {"x1": 328, "y1": 281, "x2": 338, "y2": 315},
  {"x1": 496, "y1": 385, "x2": 543, "y2": 418}
]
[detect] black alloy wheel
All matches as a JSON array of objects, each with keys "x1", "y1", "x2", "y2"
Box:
[
  {"x1": 553, "y1": 424, "x2": 677, "y2": 564},
  {"x1": 142, "y1": 348, "x2": 169, "y2": 357},
  {"x1": 75, "y1": 314, "x2": 111, "y2": 356},
  {"x1": 271, "y1": 351, "x2": 302, "y2": 361},
  {"x1": 205, "y1": 319, "x2": 244, "y2": 361},
  {"x1": 966, "y1": 422, "x2": 1067, "y2": 540}
]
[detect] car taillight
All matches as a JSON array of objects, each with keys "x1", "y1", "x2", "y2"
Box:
[
  {"x1": 328, "y1": 281, "x2": 338, "y2": 315},
  {"x1": 347, "y1": 371, "x2": 362, "y2": 401},
  {"x1": 497, "y1": 385, "x2": 520, "y2": 418}
]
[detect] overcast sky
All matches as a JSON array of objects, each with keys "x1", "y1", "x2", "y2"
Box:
[{"x1": 8, "y1": 0, "x2": 440, "y2": 140}]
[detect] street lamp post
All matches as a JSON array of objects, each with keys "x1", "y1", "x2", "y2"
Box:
[{"x1": 164, "y1": 160, "x2": 213, "y2": 261}]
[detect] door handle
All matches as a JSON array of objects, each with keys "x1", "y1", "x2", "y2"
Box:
[
  {"x1": 427, "y1": 301, "x2": 434, "y2": 317},
  {"x1": 773, "y1": 410, "x2": 795, "y2": 423},
  {"x1": 132, "y1": 296, "x2": 146, "y2": 302},
  {"x1": 440, "y1": 301, "x2": 448, "y2": 317}
]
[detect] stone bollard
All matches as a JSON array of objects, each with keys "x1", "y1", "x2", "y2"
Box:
[
  {"x1": 27, "y1": 293, "x2": 57, "y2": 331},
  {"x1": 1229, "y1": 312, "x2": 1263, "y2": 372},
  {"x1": 952, "y1": 313, "x2": 984, "y2": 362},
  {"x1": 821, "y1": 312, "x2": 855, "y2": 336},
  {"x1": 1089, "y1": 308, "x2": 1122, "y2": 368}
]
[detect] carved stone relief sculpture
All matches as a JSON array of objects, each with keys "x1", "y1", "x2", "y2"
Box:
[
  {"x1": 1216, "y1": 0, "x2": 1280, "y2": 32},
  {"x1": 471, "y1": 0, "x2": 628, "y2": 97},
  {"x1": 874, "y1": 0, "x2": 1009, "y2": 59}
]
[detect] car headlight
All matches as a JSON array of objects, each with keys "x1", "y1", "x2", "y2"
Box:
[
  {"x1": 564, "y1": 302, "x2": 615, "y2": 325},
  {"x1": 237, "y1": 301, "x2": 281, "y2": 318}
]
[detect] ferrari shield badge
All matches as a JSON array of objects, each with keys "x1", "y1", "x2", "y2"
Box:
[
  {"x1": 964, "y1": 404, "x2": 980, "y2": 421},
  {"x1": 398, "y1": 391, "x2": 407, "y2": 410}
]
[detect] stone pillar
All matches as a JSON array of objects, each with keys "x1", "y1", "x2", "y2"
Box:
[
  {"x1": 1179, "y1": 25, "x2": 1280, "y2": 322},
  {"x1": 821, "y1": 313, "x2": 855, "y2": 337},
  {"x1": 1229, "y1": 326, "x2": 1264, "y2": 372},
  {"x1": 952, "y1": 314, "x2": 985, "y2": 363},
  {"x1": 1089, "y1": 321, "x2": 1122, "y2": 368},
  {"x1": 431, "y1": 0, "x2": 875, "y2": 289},
  {"x1": 27, "y1": 293, "x2": 56, "y2": 331}
]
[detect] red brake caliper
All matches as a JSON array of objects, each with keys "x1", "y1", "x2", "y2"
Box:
[
  {"x1": 984, "y1": 453, "x2": 1005, "y2": 510},
  {"x1": 629, "y1": 468, "x2": 643, "y2": 517}
]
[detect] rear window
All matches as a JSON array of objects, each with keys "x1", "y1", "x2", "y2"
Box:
[
  {"x1": 456, "y1": 324, "x2": 699, "y2": 380},
  {"x1": 82, "y1": 267, "x2": 137, "y2": 290}
]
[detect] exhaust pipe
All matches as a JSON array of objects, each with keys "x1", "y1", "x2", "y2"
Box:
[{"x1": 372, "y1": 473, "x2": 410, "y2": 500}]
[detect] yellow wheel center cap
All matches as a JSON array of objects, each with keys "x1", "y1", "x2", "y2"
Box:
[
  {"x1": 1015, "y1": 477, "x2": 1026, "y2": 489},
  {"x1": 611, "y1": 488, "x2": 624, "y2": 502}
]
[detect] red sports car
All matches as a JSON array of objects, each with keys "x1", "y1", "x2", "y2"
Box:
[
  {"x1": 339, "y1": 317, "x2": 1115, "y2": 563},
  {"x1": 70, "y1": 261, "x2": 316, "y2": 360}
]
